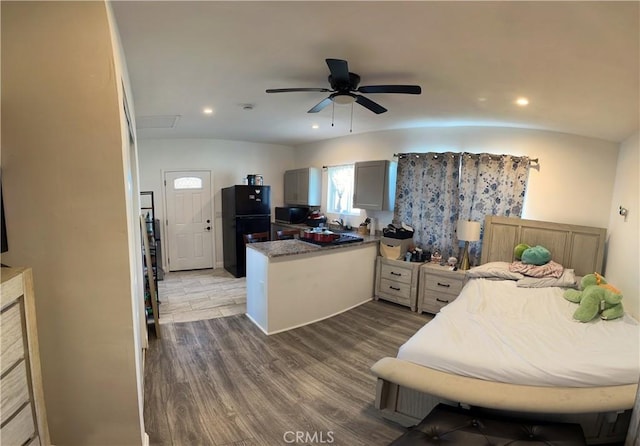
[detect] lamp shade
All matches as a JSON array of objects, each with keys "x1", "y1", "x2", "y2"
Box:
[{"x1": 457, "y1": 220, "x2": 481, "y2": 242}]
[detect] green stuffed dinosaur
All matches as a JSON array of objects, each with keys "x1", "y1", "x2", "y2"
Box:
[{"x1": 563, "y1": 273, "x2": 624, "y2": 322}]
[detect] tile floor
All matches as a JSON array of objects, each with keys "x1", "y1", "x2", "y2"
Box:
[{"x1": 156, "y1": 268, "x2": 246, "y2": 324}]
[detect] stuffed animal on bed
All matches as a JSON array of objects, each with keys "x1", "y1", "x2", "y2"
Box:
[
  {"x1": 563, "y1": 273, "x2": 624, "y2": 322},
  {"x1": 520, "y1": 245, "x2": 551, "y2": 265}
]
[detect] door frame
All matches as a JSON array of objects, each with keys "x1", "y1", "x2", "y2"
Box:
[{"x1": 161, "y1": 168, "x2": 215, "y2": 271}]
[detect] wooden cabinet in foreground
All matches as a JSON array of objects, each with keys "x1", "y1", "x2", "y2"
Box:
[{"x1": 1, "y1": 267, "x2": 50, "y2": 446}]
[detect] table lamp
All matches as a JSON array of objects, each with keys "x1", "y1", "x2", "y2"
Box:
[{"x1": 457, "y1": 220, "x2": 481, "y2": 270}]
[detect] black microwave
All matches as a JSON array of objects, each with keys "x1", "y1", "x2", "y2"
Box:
[{"x1": 275, "y1": 207, "x2": 309, "y2": 224}]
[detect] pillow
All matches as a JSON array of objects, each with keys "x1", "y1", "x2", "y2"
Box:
[
  {"x1": 521, "y1": 245, "x2": 552, "y2": 265},
  {"x1": 516, "y1": 269, "x2": 577, "y2": 288},
  {"x1": 467, "y1": 262, "x2": 525, "y2": 280},
  {"x1": 509, "y1": 260, "x2": 564, "y2": 278}
]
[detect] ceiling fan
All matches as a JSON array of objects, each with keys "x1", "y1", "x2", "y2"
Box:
[{"x1": 266, "y1": 58, "x2": 421, "y2": 114}]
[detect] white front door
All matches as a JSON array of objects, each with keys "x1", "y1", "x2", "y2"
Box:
[{"x1": 164, "y1": 171, "x2": 213, "y2": 271}]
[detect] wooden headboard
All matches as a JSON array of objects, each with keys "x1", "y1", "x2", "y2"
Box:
[{"x1": 480, "y1": 216, "x2": 606, "y2": 277}]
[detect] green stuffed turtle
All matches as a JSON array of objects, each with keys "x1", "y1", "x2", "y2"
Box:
[
  {"x1": 521, "y1": 245, "x2": 551, "y2": 265},
  {"x1": 563, "y1": 273, "x2": 624, "y2": 322}
]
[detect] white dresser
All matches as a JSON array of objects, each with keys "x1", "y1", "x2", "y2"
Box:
[{"x1": 1, "y1": 267, "x2": 49, "y2": 446}]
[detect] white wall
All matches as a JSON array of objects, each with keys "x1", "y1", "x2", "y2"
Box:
[
  {"x1": 294, "y1": 126, "x2": 619, "y2": 231},
  {"x1": 605, "y1": 131, "x2": 639, "y2": 319},
  {"x1": 1, "y1": 2, "x2": 144, "y2": 444},
  {"x1": 138, "y1": 139, "x2": 295, "y2": 268},
  {"x1": 294, "y1": 126, "x2": 640, "y2": 315}
]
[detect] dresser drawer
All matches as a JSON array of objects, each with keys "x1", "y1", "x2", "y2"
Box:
[
  {"x1": 424, "y1": 274, "x2": 465, "y2": 295},
  {"x1": 0, "y1": 402, "x2": 35, "y2": 446},
  {"x1": 1, "y1": 361, "x2": 30, "y2": 423},
  {"x1": 421, "y1": 292, "x2": 457, "y2": 314},
  {"x1": 1, "y1": 304, "x2": 25, "y2": 375},
  {"x1": 379, "y1": 278, "x2": 412, "y2": 301},
  {"x1": 380, "y1": 263, "x2": 414, "y2": 284}
]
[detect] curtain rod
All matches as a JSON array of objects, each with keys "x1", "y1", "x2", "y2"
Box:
[
  {"x1": 393, "y1": 152, "x2": 539, "y2": 164},
  {"x1": 322, "y1": 163, "x2": 353, "y2": 170}
]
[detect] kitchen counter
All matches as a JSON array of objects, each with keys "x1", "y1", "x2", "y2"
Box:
[
  {"x1": 247, "y1": 235, "x2": 379, "y2": 259},
  {"x1": 245, "y1": 233, "x2": 379, "y2": 335}
]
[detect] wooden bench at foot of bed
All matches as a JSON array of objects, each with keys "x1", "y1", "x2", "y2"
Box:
[{"x1": 371, "y1": 357, "x2": 637, "y2": 445}]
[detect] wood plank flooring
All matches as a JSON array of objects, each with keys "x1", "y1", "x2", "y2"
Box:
[{"x1": 144, "y1": 300, "x2": 432, "y2": 446}]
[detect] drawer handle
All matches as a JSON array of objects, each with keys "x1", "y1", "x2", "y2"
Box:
[
  {"x1": 389, "y1": 286, "x2": 401, "y2": 291},
  {"x1": 390, "y1": 271, "x2": 402, "y2": 276},
  {"x1": 437, "y1": 282, "x2": 450, "y2": 288},
  {"x1": 436, "y1": 298, "x2": 450, "y2": 303}
]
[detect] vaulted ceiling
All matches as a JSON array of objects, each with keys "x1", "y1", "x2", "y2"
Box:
[{"x1": 111, "y1": 1, "x2": 639, "y2": 146}]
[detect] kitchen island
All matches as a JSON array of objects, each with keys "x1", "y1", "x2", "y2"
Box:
[{"x1": 246, "y1": 235, "x2": 379, "y2": 335}]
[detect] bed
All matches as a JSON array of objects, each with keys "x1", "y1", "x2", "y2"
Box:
[{"x1": 371, "y1": 216, "x2": 640, "y2": 444}]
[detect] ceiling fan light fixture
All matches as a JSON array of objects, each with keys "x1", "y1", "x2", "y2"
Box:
[{"x1": 332, "y1": 93, "x2": 356, "y2": 105}]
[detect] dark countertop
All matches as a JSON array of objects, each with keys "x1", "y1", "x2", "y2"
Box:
[{"x1": 248, "y1": 222, "x2": 380, "y2": 258}]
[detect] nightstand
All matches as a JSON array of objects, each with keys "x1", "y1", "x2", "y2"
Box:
[
  {"x1": 374, "y1": 256, "x2": 422, "y2": 311},
  {"x1": 418, "y1": 263, "x2": 467, "y2": 314}
]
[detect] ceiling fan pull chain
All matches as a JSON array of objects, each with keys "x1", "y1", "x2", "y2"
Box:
[
  {"x1": 350, "y1": 103, "x2": 354, "y2": 133},
  {"x1": 331, "y1": 102, "x2": 335, "y2": 127}
]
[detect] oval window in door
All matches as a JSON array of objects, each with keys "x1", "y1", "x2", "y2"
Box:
[{"x1": 173, "y1": 177, "x2": 203, "y2": 190}]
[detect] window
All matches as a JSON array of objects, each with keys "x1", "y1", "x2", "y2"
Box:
[
  {"x1": 173, "y1": 177, "x2": 202, "y2": 190},
  {"x1": 326, "y1": 164, "x2": 359, "y2": 215}
]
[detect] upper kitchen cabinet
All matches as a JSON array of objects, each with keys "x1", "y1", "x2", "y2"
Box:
[
  {"x1": 284, "y1": 167, "x2": 321, "y2": 206},
  {"x1": 353, "y1": 160, "x2": 397, "y2": 211}
]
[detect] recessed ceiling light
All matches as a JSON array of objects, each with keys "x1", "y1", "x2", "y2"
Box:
[
  {"x1": 312, "y1": 124, "x2": 319, "y2": 129},
  {"x1": 515, "y1": 97, "x2": 529, "y2": 106},
  {"x1": 203, "y1": 107, "x2": 213, "y2": 114}
]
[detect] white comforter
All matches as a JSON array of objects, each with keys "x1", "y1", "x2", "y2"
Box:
[{"x1": 398, "y1": 278, "x2": 640, "y2": 387}]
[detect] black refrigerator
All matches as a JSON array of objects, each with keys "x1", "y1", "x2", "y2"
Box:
[{"x1": 222, "y1": 185, "x2": 271, "y2": 278}]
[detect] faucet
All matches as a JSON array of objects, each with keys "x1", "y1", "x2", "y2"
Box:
[{"x1": 332, "y1": 218, "x2": 345, "y2": 229}]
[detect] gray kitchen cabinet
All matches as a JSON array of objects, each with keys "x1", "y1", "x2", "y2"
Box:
[
  {"x1": 353, "y1": 160, "x2": 396, "y2": 211},
  {"x1": 283, "y1": 167, "x2": 321, "y2": 206}
]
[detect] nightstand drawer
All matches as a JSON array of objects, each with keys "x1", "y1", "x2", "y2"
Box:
[
  {"x1": 421, "y1": 292, "x2": 457, "y2": 314},
  {"x1": 379, "y1": 278, "x2": 412, "y2": 300},
  {"x1": 380, "y1": 263, "x2": 413, "y2": 284},
  {"x1": 424, "y1": 274, "x2": 465, "y2": 295}
]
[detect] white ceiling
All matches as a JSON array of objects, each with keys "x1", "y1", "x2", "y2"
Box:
[{"x1": 111, "y1": 1, "x2": 639, "y2": 146}]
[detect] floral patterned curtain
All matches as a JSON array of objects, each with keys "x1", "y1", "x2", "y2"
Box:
[
  {"x1": 394, "y1": 152, "x2": 461, "y2": 257},
  {"x1": 458, "y1": 153, "x2": 530, "y2": 265}
]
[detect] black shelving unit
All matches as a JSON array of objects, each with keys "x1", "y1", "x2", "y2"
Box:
[
  {"x1": 140, "y1": 191, "x2": 164, "y2": 281},
  {"x1": 140, "y1": 191, "x2": 162, "y2": 337}
]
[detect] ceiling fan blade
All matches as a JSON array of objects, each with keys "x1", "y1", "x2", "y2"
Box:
[
  {"x1": 308, "y1": 97, "x2": 333, "y2": 113},
  {"x1": 357, "y1": 85, "x2": 422, "y2": 94},
  {"x1": 326, "y1": 59, "x2": 350, "y2": 84},
  {"x1": 355, "y1": 95, "x2": 387, "y2": 114},
  {"x1": 266, "y1": 88, "x2": 331, "y2": 93}
]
